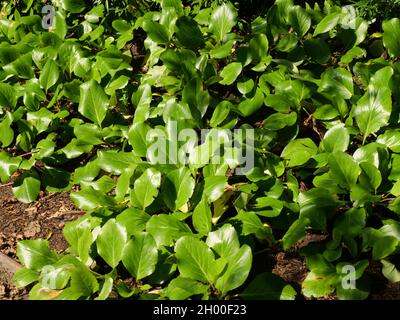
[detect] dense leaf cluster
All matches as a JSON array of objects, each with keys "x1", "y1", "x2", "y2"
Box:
[{"x1": 1, "y1": 0, "x2": 400, "y2": 300}]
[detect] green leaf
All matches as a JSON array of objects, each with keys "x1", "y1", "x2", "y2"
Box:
[
  {"x1": 146, "y1": 214, "x2": 192, "y2": 247},
  {"x1": 263, "y1": 112, "x2": 297, "y2": 131},
  {"x1": 12, "y1": 268, "x2": 39, "y2": 288},
  {"x1": 174, "y1": 236, "x2": 217, "y2": 284},
  {"x1": 70, "y1": 187, "x2": 115, "y2": 210},
  {"x1": 128, "y1": 122, "x2": 151, "y2": 157},
  {"x1": 193, "y1": 198, "x2": 212, "y2": 234},
  {"x1": 12, "y1": 170, "x2": 41, "y2": 203},
  {"x1": 377, "y1": 130, "x2": 400, "y2": 153},
  {"x1": 0, "y1": 83, "x2": 17, "y2": 109},
  {"x1": 249, "y1": 34, "x2": 269, "y2": 63},
  {"x1": 132, "y1": 83, "x2": 152, "y2": 124},
  {"x1": 63, "y1": 219, "x2": 93, "y2": 264},
  {"x1": 26, "y1": 108, "x2": 54, "y2": 134},
  {"x1": 298, "y1": 188, "x2": 338, "y2": 230},
  {"x1": 336, "y1": 276, "x2": 370, "y2": 300},
  {"x1": 241, "y1": 272, "x2": 296, "y2": 300},
  {"x1": 78, "y1": 80, "x2": 109, "y2": 127},
  {"x1": 354, "y1": 66, "x2": 393, "y2": 139},
  {"x1": 359, "y1": 162, "x2": 382, "y2": 192},
  {"x1": 16, "y1": 239, "x2": 58, "y2": 271},
  {"x1": 162, "y1": 167, "x2": 195, "y2": 211},
  {"x1": 209, "y1": 3, "x2": 237, "y2": 42},
  {"x1": 321, "y1": 124, "x2": 350, "y2": 153},
  {"x1": 302, "y1": 271, "x2": 338, "y2": 298},
  {"x1": 219, "y1": 62, "x2": 242, "y2": 86},
  {"x1": 215, "y1": 245, "x2": 252, "y2": 295},
  {"x1": 164, "y1": 277, "x2": 209, "y2": 300},
  {"x1": 61, "y1": 0, "x2": 87, "y2": 13},
  {"x1": 304, "y1": 39, "x2": 331, "y2": 64},
  {"x1": 238, "y1": 88, "x2": 264, "y2": 116},
  {"x1": 288, "y1": 6, "x2": 311, "y2": 37},
  {"x1": 182, "y1": 78, "x2": 210, "y2": 120},
  {"x1": 319, "y1": 68, "x2": 354, "y2": 100},
  {"x1": 282, "y1": 217, "x2": 310, "y2": 249},
  {"x1": 96, "y1": 219, "x2": 127, "y2": 268},
  {"x1": 328, "y1": 151, "x2": 361, "y2": 188},
  {"x1": 97, "y1": 150, "x2": 138, "y2": 175},
  {"x1": 334, "y1": 208, "x2": 366, "y2": 242},
  {"x1": 281, "y1": 138, "x2": 318, "y2": 167},
  {"x1": 237, "y1": 79, "x2": 255, "y2": 95},
  {"x1": 231, "y1": 210, "x2": 273, "y2": 240},
  {"x1": 122, "y1": 232, "x2": 158, "y2": 280},
  {"x1": 0, "y1": 152, "x2": 21, "y2": 183},
  {"x1": 314, "y1": 12, "x2": 341, "y2": 36},
  {"x1": 383, "y1": 18, "x2": 400, "y2": 57},
  {"x1": 142, "y1": 20, "x2": 169, "y2": 44},
  {"x1": 0, "y1": 112, "x2": 14, "y2": 147},
  {"x1": 204, "y1": 175, "x2": 227, "y2": 203},
  {"x1": 39, "y1": 60, "x2": 60, "y2": 92},
  {"x1": 96, "y1": 276, "x2": 113, "y2": 300},
  {"x1": 175, "y1": 16, "x2": 204, "y2": 49},
  {"x1": 372, "y1": 236, "x2": 398, "y2": 260},
  {"x1": 210, "y1": 101, "x2": 232, "y2": 127},
  {"x1": 206, "y1": 224, "x2": 240, "y2": 258},
  {"x1": 70, "y1": 263, "x2": 99, "y2": 297},
  {"x1": 116, "y1": 208, "x2": 150, "y2": 237},
  {"x1": 130, "y1": 168, "x2": 161, "y2": 209},
  {"x1": 382, "y1": 259, "x2": 400, "y2": 283}
]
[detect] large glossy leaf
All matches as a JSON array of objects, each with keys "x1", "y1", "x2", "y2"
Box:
[
  {"x1": 383, "y1": 18, "x2": 400, "y2": 57},
  {"x1": 162, "y1": 167, "x2": 195, "y2": 211},
  {"x1": 354, "y1": 66, "x2": 393, "y2": 140},
  {"x1": 96, "y1": 219, "x2": 127, "y2": 268},
  {"x1": 319, "y1": 68, "x2": 353, "y2": 100},
  {"x1": 16, "y1": 240, "x2": 58, "y2": 271},
  {"x1": 321, "y1": 124, "x2": 350, "y2": 153},
  {"x1": 219, "y1": 62, "x2": 242, "y2": 85},
  {"x1": 175, "y1": 16, "x2": 204, "y2": 49},
  {"x1": 122, "y1": 232, "x2": 158, "y2": 280},
  {"x1": 12, "y1": 170, "x2": 41, "y2": 203},
  {"x1": 146, "y1": 214, "x2": 192, "y2": 247},
  {"x1": 142, "y1": 20, "x2": 169, "y2": 44},
  {"x1": 174, "y1": 236, "x2": 217, "y2": 284},
  {"x1": 0, "y1": 112, "x2": 14, "y2": 147},
  {"x1": 281, "y1": 138, "x2": 318, "y2": 167},
  {"x1": 78, "y1": 80, "x2": 109, "y2": 127},
  {"x1": 206, "y1": 224, "x2": 240, "y2": 258},
  {"x1": 209, "y1": 3, "x2": 237, "y2": 42},
  {"x1": 130, "y1": 168, "x2": 161, "y2": 209},
  {"x1": 328, "y1": 151, "x2": 361, "y2": 188},
  {"x1": 0, "y1": 152, "x2": 21, "y2": 183},
  {"x1": 0, "y1": 83, "x2": 17, "y2": 108},
  {"x1": 193, "y1": 198, "x2": 212, "y2": 234},
  {"x1": 39, "y1": 60, "x2": 60, "y2": 92},
  {"x1": 298, "y1": 188, "x2": 338, "y2": 230},
  {"x1": 288, "y1": 6, "x2": 311, "y2": 37},
  {"x1": 314, "y1": 12, "x2": 341, "y2": 36},
  {"x1": 164, "y1": 277, "x2": 209, "y2": 300},
  {"x1": 215, "y1": 245, "x2": 252, "y2": 295}
]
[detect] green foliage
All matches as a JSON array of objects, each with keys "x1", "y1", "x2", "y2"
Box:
[{"x1": 2, "y1": 0, "x2": 400, "y2": 301}]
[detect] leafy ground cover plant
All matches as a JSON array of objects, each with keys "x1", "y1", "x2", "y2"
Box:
[{"x1": 0, "y1": 0, "x2": 400, "y2": 300}]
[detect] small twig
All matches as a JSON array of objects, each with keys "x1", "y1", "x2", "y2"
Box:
[{"x1": 0, "y1": 182, "x2": 13, "y2": 188}]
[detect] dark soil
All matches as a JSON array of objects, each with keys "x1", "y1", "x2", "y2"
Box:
[{"x1": 0, "y1": 181, "x2": 83, "y2": 300}]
